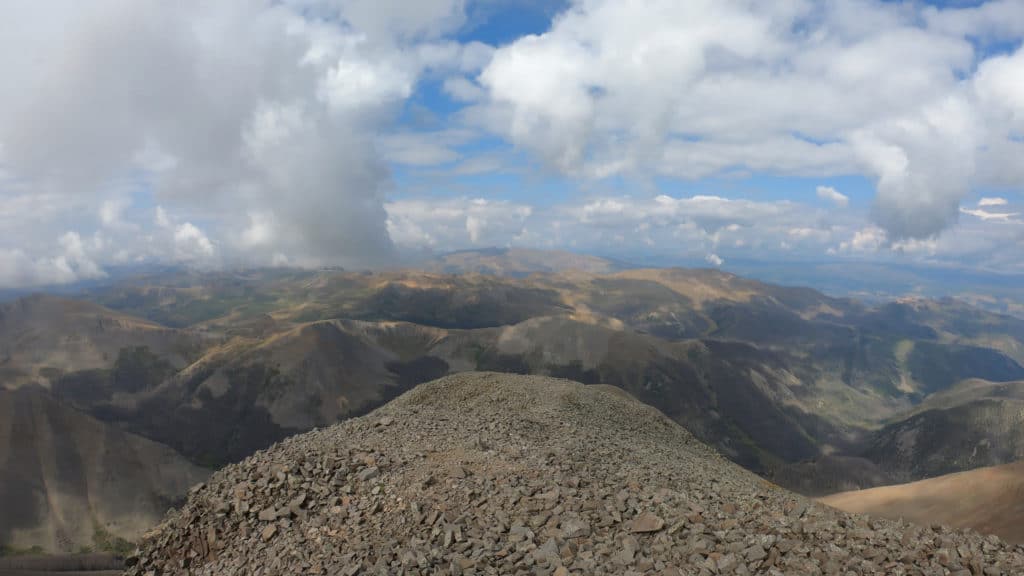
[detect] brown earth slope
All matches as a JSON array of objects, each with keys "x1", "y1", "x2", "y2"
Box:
[
  {"x1": 129, "y1": 373, "x2": 1024, "y2": 575},
  {"x1": 0, "y1": 388, "x2": 208, "y2": 553},
  {"x1": 820, "y1": 460, "x2": 1024, "y2": 545},
  {"x1": 0, "y1": 295, "x2": 209, "y2": 389}
]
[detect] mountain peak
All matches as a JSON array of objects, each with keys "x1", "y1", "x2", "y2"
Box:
[{"x1": 128, "y1": 373, "x2": 1024, "y2": 575}]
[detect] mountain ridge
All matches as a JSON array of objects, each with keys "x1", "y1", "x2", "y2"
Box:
[
  {"x1": 126, "y1": 372, "x2": 1024, "y2": 575},
  {"x1": 6, "y1": 261, "x2": 1024, "y2": 553}
]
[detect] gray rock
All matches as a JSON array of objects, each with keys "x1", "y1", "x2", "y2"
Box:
[
  {"x1": 260, "y1": 524, "x2": 277, "y2": 542},
  {"x1": 631, "y1": 512, "x2": 665, "y2": 533},
  {"x1": 561, "y1": 516, "x2": 591, "y2": 538},
  {"x1": 124, "y1": 374, "x2": 1024, "y2": 576},
  {"x1": 357, "y1": 466, "x2": 379, "y2": 482}
]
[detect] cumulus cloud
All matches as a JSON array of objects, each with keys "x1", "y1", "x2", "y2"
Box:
[
  {"x1": 173, "y1": 222, "x2": 216, "y2": 263},
  {"x1": 1, "y1": 0, "x2": 1024, "y2": 287},
  {"x1": 475, "y1": 0, "x2": 1024, "y2": 241},
  {"x1": 975, "y1": 46, "x2": 1024, "y2": 127},
  {"x1": 816, "y1": 186, "x2": 849, "y2": 208},
  {"x1": 705, "y1": 253, "x2": 724, "y2": 267},
  {"x1": 0, "y1": 231, "x2": 108, "y2": 289},
  {"x1": 0, "y1": 0, "x2": 473, "y2": 286},
  {"x1": 838, "y1": 227, "x2": 888, "y2": 254},
  {"x1": 57, "y1": 232, "x2": 105, "y2": 280}
]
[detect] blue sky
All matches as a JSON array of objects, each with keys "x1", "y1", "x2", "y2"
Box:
[
  {"x1": 380, "y1": 0, "x2": 1024, "y2": 273},
  {"x1": 0, "y1": 0, "x2": 1023, "y2": 291}
]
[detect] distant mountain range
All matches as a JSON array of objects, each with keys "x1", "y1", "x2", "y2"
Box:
[
  {"x1": 7, "y1": 248, "x2": 1023, "y2": 318},
  {"x1": 3, "y1": 248, "x2": 1024, "y2": 551}
]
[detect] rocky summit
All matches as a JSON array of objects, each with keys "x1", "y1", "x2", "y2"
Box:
[{"x1": 128, "y1": 373, "x2": 1024, "y2": 575}]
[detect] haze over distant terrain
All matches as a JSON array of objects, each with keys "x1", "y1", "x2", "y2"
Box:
[{"x1": 2, "y1": 1, "x2": 1024, "y2": 289}]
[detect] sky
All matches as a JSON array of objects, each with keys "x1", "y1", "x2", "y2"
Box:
[{"x1": 1, "y1": 0, "x2": 1024, "y2": 288}]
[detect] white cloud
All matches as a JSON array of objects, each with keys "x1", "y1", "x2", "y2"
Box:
[
  {"x1": 959, "y1": 207, "x2": 1021, "y2": 222},
  {"x1": 296, "y1": 0, "x2": 467, "y2": 40},
  {"x1": 386, "y1": 197, "x2": 532, "y2": 248},
  {"x1": 475, "y1": 0, "x2": 1024, "y2": 241},
  {"x1": 539, "y1": 192, "x2": 857, "y2": 262},
  {"x1": 0, "y1": 249, "x2": 76, "y2": 288},
  {"x1": 789, "y1": 227, "x2": 828, "y2": 240},
  {"x1": 98, "y1": 197, "x2": 135, "y2": 230},
  {"x1": 924, "y1": 0, "x2": 1024, "y2": 39},
  {"x1": 443, "y1": 76, "x2": 486, "y2": 102},
  {"x1": 705, "y1": 253, "x2": 724, "y2": 267},
  {"x1": 173, "y1": 222, "x2": 215, "y2": 262},
  {"x1": 318, "y1": 55, "x2": 413, "y2": 112},
  {"x1": 154, "y1": 206, "x2": 171, "y2": 229},
  {"x1": 579, "y1": 194, "x2": 802, "y2": 233},
  {"x1": 376, "y1": 130, "x2": 474, "y2": 166},
  {"x1": 816, "y1": 186, "x2": 849, "y2": 208},
  {"x1": 57, "y1": 231, "x2": 105, "y2": 279},
  {"x1": 891, "y1": 236, "x2": 939, "y2": 256},
  {"x1": 979, "y1": 197, "x2": 1009, "y2": 207},
  {"x1": 0, "y1": 231, "x2": 108, "y2": 289},
  {"x1": 382, "y1": 189, "x2": 1024, "y2": 273},
  {"x1": 239, "y1": 212, "x2": 277, "y2": 249},
  {"x1": 0, "y1": 0, "x2": 1023, "y2": 285},
  {"x1": 838, "y1": 226, "x2": 887, "y2": 254},
  {"x1": 0, "y1": 0, "x2": 473, "y2": 287},
  {"x1": 975, "y1": 46, "x2": 1024, "y2": 128}
]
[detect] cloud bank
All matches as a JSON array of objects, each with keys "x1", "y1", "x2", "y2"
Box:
[
  {"x1": 0, "y1": 0, "x2": 1023, "y2": 286},
  {"x1": 473, "y1": 0, "x2": 1024, "y2": 240},
  {"x1": 0, "y1": 0, "x2": 471, "y2": 285}
]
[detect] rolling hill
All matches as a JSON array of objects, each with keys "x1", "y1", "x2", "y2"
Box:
[
  {"x1": 821, "y1": 460, "x2": 1024, "y2": 545},
  {"x1": 68, "y1": 267, "x2": 1024, "y2": 479},
  {"x1": 0, "y1": 294, "x2": 211, "y2": 390}
]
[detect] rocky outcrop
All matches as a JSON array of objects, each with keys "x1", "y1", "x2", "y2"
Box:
[{"x1": 128, "y1": 373, "x2": 1024, "y2": 575}]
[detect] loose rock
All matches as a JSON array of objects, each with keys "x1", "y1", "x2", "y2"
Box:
[
  {"x1": 631, "y1": 512, "x2": 665, "y2": 533},
  {"x1": 125, "y1": 374, "x2": 1024, "y2": 576}
]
